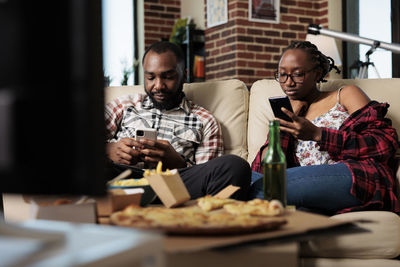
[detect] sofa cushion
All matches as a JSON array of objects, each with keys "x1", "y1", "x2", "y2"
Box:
[
  {"x1": 104, "y1": 85, "x2": 144, "y2": 103},
  {"x1": 300, "y1": 211, "x2": 400, "y2": 259},
  {"x1": 248, "y1": 79, "x2": 285, "y2": 163},
  {"x1": 105, "y1": 79, "x2": 249, "y2": 160},
  {"x1": 183, "y1": 79, "x2": 249, "y2": 159}
]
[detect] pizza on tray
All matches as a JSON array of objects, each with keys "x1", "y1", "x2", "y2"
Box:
[
  {"x1": 196, "y1": 195, "x2": 237, "y2": 211},
  {"x1": 223, "y1": 198, "x2": 285, "y2": 216},
  {"x1": 110, "y1": 196, "x2": 287, "y2": 235}
]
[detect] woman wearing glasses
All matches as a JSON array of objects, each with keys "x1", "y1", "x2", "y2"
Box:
[{"x1": 251, "y1": 41, "x2": 399, "y2": 215}]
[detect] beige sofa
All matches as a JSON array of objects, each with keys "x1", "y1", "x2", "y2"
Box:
[{"x1": 106, "y1": 78, "x2": 400, "y2": 266}]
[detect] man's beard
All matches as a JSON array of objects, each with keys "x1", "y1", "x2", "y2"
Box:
[{"x1": 145, "y1": 83, "x2": 184, "y2": 110}]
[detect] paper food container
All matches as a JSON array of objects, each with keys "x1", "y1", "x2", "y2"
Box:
[
  {"x1": 95, "y1": 188, "x2": 143, "y2": 216},
  {"x1": 145, "y1": 168, "x2": 241, "y2": 208},
  {"x1": 145, "y1": 169, "x2": 190, "y2": 208},
  {"x1": 2, "y1": 194, "x2": 97, "y2": 223}
]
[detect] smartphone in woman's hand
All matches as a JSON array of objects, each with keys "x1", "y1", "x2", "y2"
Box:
[{"x1": 268, "y1": 96, "x2": 294, "y2": 122}]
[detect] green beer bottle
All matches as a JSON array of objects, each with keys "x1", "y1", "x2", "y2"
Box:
[{"x1": 263, "y1": 120, "x2": 287, "y2": 207}]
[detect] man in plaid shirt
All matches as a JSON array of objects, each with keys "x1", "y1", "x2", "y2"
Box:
[{"x1": 105, "y1": 41, "x2": 250, "y2": 200}]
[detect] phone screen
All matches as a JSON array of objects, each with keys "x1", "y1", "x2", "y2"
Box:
[{"x1": 268, "y1": 96, "x2": 294, "y2": 122}]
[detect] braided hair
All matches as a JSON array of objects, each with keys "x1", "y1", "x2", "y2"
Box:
[{"x1": 282, "y1": 41, "x2": 341, "y2": 83}]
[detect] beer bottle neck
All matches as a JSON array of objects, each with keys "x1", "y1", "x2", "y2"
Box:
[{"x1": 269, "y1": 124, "x2": 280, "y2": 148}]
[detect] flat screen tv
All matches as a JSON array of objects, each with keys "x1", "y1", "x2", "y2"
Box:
[{"x1": 0, "y1": 0, "x2": 106, "y2": 196}]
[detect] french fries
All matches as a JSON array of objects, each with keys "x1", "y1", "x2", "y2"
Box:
[
  {"x1": 110, "y1": 162, "x2": 173, "y2": 187},
  {"x1": 143, "y1": 161, "x2": 172, "y2": 177},
  {"x1": 111, "y1": 177, "x2": 149, "y2": 186}
]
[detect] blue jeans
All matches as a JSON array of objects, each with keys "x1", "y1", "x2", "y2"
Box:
[{"x1": 250, "y1": 163, "x2": 362, "y2": 214}]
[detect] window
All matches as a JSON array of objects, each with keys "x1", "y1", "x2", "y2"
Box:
[
  {"x1": 359, "y1": 0, "x2": 392, "y2": 78},
  {"x1": 102, "y1": 0, "x2": 137, "y2": 86},
  {"x1": 343, "y1": 0, "x2": 396, "y2": 78}
]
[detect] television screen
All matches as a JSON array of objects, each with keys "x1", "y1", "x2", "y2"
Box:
[{"x1": 0, "y1": 0, "x2": 106, "y2": 196}]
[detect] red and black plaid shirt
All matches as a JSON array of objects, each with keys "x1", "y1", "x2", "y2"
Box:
[{"x1": 252, "y1": 101, "x2": 400, "y2": 214}]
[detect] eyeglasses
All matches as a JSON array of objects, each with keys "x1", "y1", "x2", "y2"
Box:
[{"x1": 274, "y1": 66, "x2": 319, "y2": 84}]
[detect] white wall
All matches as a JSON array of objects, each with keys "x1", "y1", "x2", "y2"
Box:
[
  {"x1": 328, "y1": 1, "x2": 343, "y2": 79},
  {"x1": 181, "y1": 0, "x2": 205, "y2": 29}
]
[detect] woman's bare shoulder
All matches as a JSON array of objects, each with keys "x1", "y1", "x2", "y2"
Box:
[{"x1": 339, "y1": 85, "x2": 370, "y2": 114}]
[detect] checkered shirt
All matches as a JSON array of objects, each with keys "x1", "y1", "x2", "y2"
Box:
[{"x1": 105, "y1": 93, "x2": 223, "y2": 166}]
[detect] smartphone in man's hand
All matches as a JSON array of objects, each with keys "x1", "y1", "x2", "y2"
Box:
[
  {"x1": 268, "y1": 96, "x2": 294, "y2": 122},
  {"x1": 135, "y1": 128, "x2": 157, "y2": 141}
]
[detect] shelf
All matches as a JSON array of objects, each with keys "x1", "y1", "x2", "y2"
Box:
[{"x1": 183, "y1": 26, "x2": 205, "y2": 83}]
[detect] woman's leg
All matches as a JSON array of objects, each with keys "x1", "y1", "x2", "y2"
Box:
[
  {"x1": 250, "y1": 163, "x2": 362, "y2": 214},
  {"x1": 286, "y1": 163, "x2": 361, "y2": 213},
  {"x1": 250, "y1": 171, "x2": 264, "y2": 199}
]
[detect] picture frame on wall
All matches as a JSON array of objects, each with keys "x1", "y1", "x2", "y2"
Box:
[
  {"x1": 207, "y1": 0, "x2": 228, "y2": 28},
  {"x1": 249, "y1": 0, "x2": 280, "y2": 24}
]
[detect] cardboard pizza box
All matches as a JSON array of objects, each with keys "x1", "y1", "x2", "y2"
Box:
[
  {"x1": 145, "y1": 169, "x2": 240, "y2": 208},
  {"x1": 162, "y1": 210, "x2": 356, "y2": 254},
  {"x1": 2, "y1": 194, "x2": 97, "y2": 223},
  {"x1": 145, "y1": 169, "x2": 190, "y2": 208},
  {"x1": 95, "y1": 188, "x2": 142, "y2": 216},
  {"x1": 214, "y1": 185, "x2": 240, "y2": 199}
]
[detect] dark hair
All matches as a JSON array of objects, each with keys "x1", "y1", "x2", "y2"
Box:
[
  {"x1": 282, "y1": 41, "x2": 341, "y2": 83},
  {"x1": 142, "y1": 41, "x2": 186, "y2": 79}
]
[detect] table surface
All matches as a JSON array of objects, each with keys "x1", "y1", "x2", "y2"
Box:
[{"x1": 0, "y1": 219, "x2": 164, "y2": 267}]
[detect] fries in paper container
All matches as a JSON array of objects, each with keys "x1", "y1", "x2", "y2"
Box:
[
  {"x1": 145, "y1": 162, "x2": 190, "y2": 208},
  {"x1": 111, "y1": 162, "x2": 172, "y2": 187},
  {"x1": 143, "y1": 161, "x2": 174, "y2": 177}
]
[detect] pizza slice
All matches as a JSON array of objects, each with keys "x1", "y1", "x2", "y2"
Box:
[
  {"x1": 196, "y1": 195, "x2": 237, "y2": 211},
  {"x1": 224, "y1": 199, "x2": 284, "y2": 216}
]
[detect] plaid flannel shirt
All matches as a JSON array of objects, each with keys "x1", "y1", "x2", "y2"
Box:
[
  {"x1": 252, "y1": 101, "x2": 400, "y2": 214},
  {"x1": 105, "y1": 93, "x2": 223, "y2": 166}
]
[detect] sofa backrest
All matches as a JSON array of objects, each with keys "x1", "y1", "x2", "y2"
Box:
[
  {"x1": 104, "y1": 79, "x2": 249, "y2": 160},
  {"x1": 248, "y1": 78, "x2": 400, "y2": 164}
]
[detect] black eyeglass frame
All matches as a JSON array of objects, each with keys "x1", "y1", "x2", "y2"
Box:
[{"x1": 274, "y1": 66, "x2": 320, "y2": 84}]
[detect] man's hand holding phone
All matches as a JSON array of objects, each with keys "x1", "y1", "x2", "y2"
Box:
[
  {"x1": 107, "y1": 128, "x2": 187, "y2": 169},
  {"x1": 106, "y1": 129, "x2": 157, "y2": 165},
  {"x1": 134, "y1": 128, "x2": 186, "y2": 169},
  {"x1": 106, "y1": 138, "x2": 143, "y2": 165},
  {"x1": 137, "y1": 139, "x2": 187, "y2": 169}
]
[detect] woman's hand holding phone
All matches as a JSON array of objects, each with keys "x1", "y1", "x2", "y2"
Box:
[
  {"x1": 268, "y1": 96, "x2": 294, "y2": 122},
  {"x1": 277, "y1": 108, "x2": 322, "y2": 142}
]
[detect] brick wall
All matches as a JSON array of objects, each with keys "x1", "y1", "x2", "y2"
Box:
[
  {"x1": 144, "y1": 0, "x2": 181, "y2": 48},
  {"x1": 205, "y1": 0, "x2": 329, "y2": 87},
  {"x1": 142, "y1": 0, "x2": 329, "y2": 86}
]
